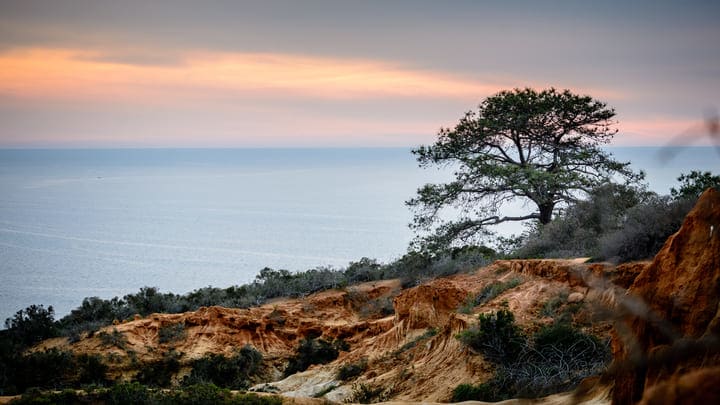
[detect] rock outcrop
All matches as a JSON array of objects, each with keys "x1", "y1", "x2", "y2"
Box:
[
  {"x1": 38, "y1": 256, "x2": 623, "y2": 402},
  {"x1": 612, "y1": 188, "x2": 720, "y2": 404}
]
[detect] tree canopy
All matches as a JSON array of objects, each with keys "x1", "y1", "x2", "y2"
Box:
[
  {"x1": 407, "y1": 87, "x2": 642, "y2": 249},
  {"x1": 670, "y1": 170, "x2": 720, "y2": 200}
]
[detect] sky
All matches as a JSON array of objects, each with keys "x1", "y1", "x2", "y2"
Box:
[{"x1": 0, "y1": 0, "x2": 718, "y2": 148}]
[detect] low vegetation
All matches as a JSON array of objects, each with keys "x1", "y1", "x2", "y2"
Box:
[
  {"x1": 284, "y1": 337, "x2": 347, "y2": 377},
  {"x1": 510, "y1": 174, "x2": 716, "y2": 262},
  {"x1": 9, "y1": 382, "x2": 283, "y2": 405},
  {"x1": 0, "y1": 348, "x2": 108, "y2": 395},
  {"x1": 455, "y1": 309, "x2": 610, "y2": 401},
  {"x1": 336, "y1": 358, "x2": 368, "y2": 381},
  {"x1": 183, "y1": 345, "x2": 263, "y2": 389},
  {"x1": 158, "y1": 322, "x2": 186, "y2": 344},
  {"x1": 134, "y1": 350, "x2": 182, "y2": 387}
]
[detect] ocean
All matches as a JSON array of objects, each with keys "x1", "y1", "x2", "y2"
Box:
[{"x1": 0, "y1": 147, "x2": 717, "y2": 322}]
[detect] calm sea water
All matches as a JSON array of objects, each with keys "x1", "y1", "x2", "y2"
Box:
[{"x1": 0, "y1": 147, "x2": 717, "y2": 321}]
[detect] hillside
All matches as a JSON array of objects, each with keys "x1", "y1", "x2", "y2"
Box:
[
  {"x1": 8, "y1": 188, "x2": 720, "y2": 404},
  {"x1": 32, "y1": 257, "x2": 643, "y2": 403}
]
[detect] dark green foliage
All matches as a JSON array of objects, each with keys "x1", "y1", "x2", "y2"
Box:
[
  {"x1": 457, "y1": 310, "x2": 524, "y2": 363},
  {"x1": 108, "y1": 382, "x2": 152, "y2": 405},
  {"x1": 284, "y1": 338, "x2": 344, "y2": 377},
  {"x1": 135, "y1": 350, "x2": 182, "y2": 387},
  {"x1": 10, "y1": 383, "x2": 283, "y2": 405},
  {"x1": 533, "y1": 323, "x2": 606, "y2": 363},
  {"x1": 539, "y1": 293, "x2": 568, "y2": 319},
  {"x1": 183, "y1": 345, "x2": 263, "y2": 389},
  {"x1": 1, "y1": 349, "x2": 108, "y2": 395},
  {"x1": 384, "y1": 247, "x2": 495, "y2": 288},
  {"x1": 451, "y1": 383, "x2": 495, "y2": 402},
  {"x1": 4, "y1": 305, "x2": 58, "y2": 346},
  {"x1": 98, "y1": 328, "x2": 128, "y2": 350},
  {"x1": 598, "y1": 195, "x2": 695, "y2": 262},
  {"x1": 165, "y1": 383, "x2": 276, "y2": 405},
  {"x1": 513, "y1": 183, "x2": 651, "y2": 258},
  {"x1": 408, "y1": 87, "x2": 641, "y2": 249},
  {"x1": 336, "y1": 358, "x2": 367, "y2": 381},
  {"x1": 9, "y1": 388, "x2": 82, "y2": 405},
  {"x1": 670, "y1": 170, "x2": 720, "y2": 200},
  {"x1": 456, "y1": 311, "x2": 610, "y2": 400},
  {"x1": 344, "y1": 257, "x2": 382, "y2": 284},
  {"x1": 158, "y1": 322, "x2": 186, "y2": 344},
  {"x1": 513, "y1": 183, "x2": 694, "y2": 262}
]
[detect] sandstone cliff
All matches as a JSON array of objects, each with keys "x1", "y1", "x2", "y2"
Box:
[
  {"x1": 37, "y1": 257, "x2": 633, "y2": 403},
  {"x1": 612, "y1": 188, "x2": 720, "y2": 404}
]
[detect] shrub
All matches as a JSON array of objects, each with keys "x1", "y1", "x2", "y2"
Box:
[
  {"x1": 158, "y1": 322, "x2": 186, "y2": 344},
  {"x1": 451, "y1": 383, "x2": 496, "y2": 402},
  {"x1": 3, "y1": 349, "x2": 108, "y2": 394},
  {"x1": 183, "y1": 345, "x2": 263, "y2": 389},
  {"x1": 457, "y1": 311, "x2": 611, "y2": 400},
  {"x1": 98, "y1": 328, "x2": 128, "y2": 350},
  {"x1": 135, "y1": 350, "x2": 182, "y2": 387},
  {"x1": 9, "y1": 388, "x2": 81, "y2": 405},
  {"x1": 511, "y1": 183, "x2": 655, "y2": 259},
  {"x1": 336, "y1": 358, "x2": 367, "y2": 381},
  {"x1": 284, "y1": 338, "x2": 343, "y2": 377},
  {"x1": 457, "y1": 310, "x2": 524, "y2": 364},
  {"x1": 173, "y1": 384, "x2": 282, "y2": 405},
  {"x1": 598, "y1": 195, "x2": 694, "y2": 262},
  {"x1": 4, "y1": 305, "x2": 58, "y2": 346},
  {"x1": 108, "y1": 382, "x2": 152, "y2": 405}
]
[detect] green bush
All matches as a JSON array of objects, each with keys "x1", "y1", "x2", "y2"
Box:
[
  {"x1": 284, "y1": 338, "x2": 343, "y2": 377},
  {"x1": 457, "y1": 311, "x2": 610, "y2": 400},
  {"x1": 598, "y1": 195, "x2": 694, "y2": 262},
  {"x1": 135, "y1": 350, "x2": 182, "y2": 387},
  {"x1": 98, "y1": 328, "x2": 128, "y2": 350},
  {"x1": 9, "y1": 388, "x2": 82, "y2": 405},
  {"x1": 4, "y1": 305, "x2": 58, "y2": 346},
  {"x1": 168, "y1": 383, "x2": 282, "y2": 405},
  {"x1": 457, "y1": 310, "x2": 524, "y2": 364},
  {"x1": 158, "y1": 322, "x2": 186, "y2": 344},
  {"x1": 10, "y1": 383, "x2": 283, "y2": 405},
  {"x1": 2, "y1": 349, "x2": 108, "y2": 395},
  {"x1": 451, "y1": 383, "x2": 496, "y2": 402},
  {"x1": 108, "y1": 382, "x2": 153, "y2": 405},
  {"x1": 183, "y1": 345, "x2": 263, "y2": 389},
  {"x1": 336, "y1": 358, "x2": 367, "y2": 381}
]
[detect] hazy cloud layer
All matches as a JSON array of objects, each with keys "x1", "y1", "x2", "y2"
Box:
[{"x1": 0, "y1": 0, "x2": 718, "y2": 147}]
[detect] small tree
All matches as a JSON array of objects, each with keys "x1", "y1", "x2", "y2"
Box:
[
  {"x1": 670, "y1": 170, "x2": 720, "y2": 200},
  {"x1": 4, "y1": 304, "x2": 58, "y2": 346},
  {"x1": 407, "y1": 88, "x2": 642, "y2": 248}
]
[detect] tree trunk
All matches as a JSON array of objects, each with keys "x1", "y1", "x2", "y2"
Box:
[{"x1": 538, "y1": 202, "x2": 554, "y2": 224}]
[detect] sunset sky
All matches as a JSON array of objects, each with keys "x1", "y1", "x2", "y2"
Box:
[{"x1": 1, "y1": 0, "x2": 718, "y2": 148}]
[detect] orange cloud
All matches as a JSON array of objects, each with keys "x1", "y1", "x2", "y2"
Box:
[
  {"x1": 0, "y1": 47, "x2": 505, "y2": 104},
  {"x1": 617, "y1": 117, "x2": 712, "y2": 146}
]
